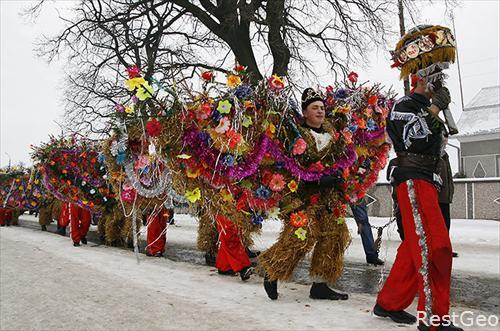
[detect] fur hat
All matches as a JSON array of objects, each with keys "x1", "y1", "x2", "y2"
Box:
[{"x1": 301, "y1": 88, "x2": 323, "y2": 111}]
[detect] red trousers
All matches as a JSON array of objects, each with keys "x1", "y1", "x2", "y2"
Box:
[
  {"x1": 0, "y1": 208, "x2": 12, "y2": 225},
  {"x1": 146, "y1": 208, "x2": 169, "y2": 255},
  {"x1": 377, "y1": 179, "x2": 452, "y2": 325},
  {"x1": 215, "y1": 214, "x2": 250, "y2": 272},
  {"x1": 59, "y1": 203, "x2": 70, "y2": 227},
  {"x1": 71, "y1": 205, "x2": 91, "y2": 244}
]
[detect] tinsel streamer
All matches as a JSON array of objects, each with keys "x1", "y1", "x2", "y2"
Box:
[
  {"x1": 131, "y1": 207, "x2": 140, "y2": 263},
  {"x1": 353, "y1": 128, "x2": 385, "y2": 145},
  {"x1": 407, "y1": 180, "x2": 432, "y2": 325},
  {"x1": 2, "y1": 180, "x2": 16, "y2": 208}
]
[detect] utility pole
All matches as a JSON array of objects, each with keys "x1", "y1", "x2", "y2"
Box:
[
  {"x1": 398, "y1": 0, "x2": 410, "y2": 95},
  {"x1": 451, "y1": 11, "x2": 465, "y2": 112}
]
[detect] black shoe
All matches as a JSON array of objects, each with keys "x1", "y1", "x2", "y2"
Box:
[
  {"x1": 240, "y1": 267, "x2": 252, "y2": 281},
  {"x1": 204, "y1": 252, "x2": 216, "y2": 266},
  {"x1": 41, "y1": 225, "x2": 47, "y2": 231},
  {"x1": 373, "y1": 303, "x2": 416, "y2": 324},
  {"x1": 264, "y1": 275, "x2": 278, "y2": 300},
  {"x1": 310, "y1": 282, "x2": 348, "y2": 300},
  {"x1": 0, "y1": 224, "x2": 4, "y2": 227},
  {"x1": 81, "y1": 237, "x2": 87, "y2": 245},
  {"x1": 73, "y1": 242, "x2": 80, "y2": 247},
  {"x1": 367, "y1": 257, "x2": 384, "y2": 266},
  {"x1": 452, "y1": 252, "x2": 459, "y2": 258},
  {"x1": 154, "y1": 252, "x2": 163, "y2": 257},
  {"x1": 246, "y1": 247, "x2": 261, "y2": 259},
  {"x1": 217, "y1": 269, "x2": 236, "y2": 276}
]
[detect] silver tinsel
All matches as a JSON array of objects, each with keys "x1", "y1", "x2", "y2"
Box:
[{"x1": 407, "y1": 180, "x2": 433, "y2": 324}]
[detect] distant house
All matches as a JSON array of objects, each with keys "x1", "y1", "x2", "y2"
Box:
[{"x1": 455, "y1": 86, "x2": 500, "y2": 178}]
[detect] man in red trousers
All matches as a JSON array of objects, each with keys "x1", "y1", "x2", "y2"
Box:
[
  {"x1": 59, "y1": 202, "x2": 91, "y2": 246},
  {"x1": 145, "y1": 208, "x2": 170, "y2": 257},
  {"x1": 215, "y1": 214, "x2": 252, "y2": 281}
]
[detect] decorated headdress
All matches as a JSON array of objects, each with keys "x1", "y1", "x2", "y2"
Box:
[
  {"x1": 391, "y1": 25, "x2": 456, "y2": 84},
  {"x1": 301, "y1": 88, "x2": 323, "y2": 111}
]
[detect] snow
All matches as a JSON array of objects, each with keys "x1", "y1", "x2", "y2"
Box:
[{"x1": 2, "y1": 224, "x2": 498, "y2": 330}]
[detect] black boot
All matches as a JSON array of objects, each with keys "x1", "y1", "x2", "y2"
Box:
[
  {"x1": 452, "y1": 252, "x2": 459, "y2": 258},
  {"x1": 367, "y1": 257, "x2": 384, "y2": 266},
  {"x1": 41, "y1": 225, "x2": 47, "y2": 231},
  {"x1": 240, "y1": 267, "x2": 252, "y2": 281},
  {"x1": 373, "y1": 303, "x2": 416, "y2": 324},
  {"x1": 73, "y1": 242, "x2": 80, "y2": 247},
  {"x1": 204, "y1": 252, "x2": 216, "y2": 266},
  {"x1": 245, "y1": 247, "x2": 261, "y2": 259},
  {"x1": 310, "y1": 282, "x2": 348, "y2": 300},
  {"x1": 263, "y1": 275, "x2": 278, "y2": 300},
  {"x1": 81, "y1": 237, "x2": 87, "y2": 245}
]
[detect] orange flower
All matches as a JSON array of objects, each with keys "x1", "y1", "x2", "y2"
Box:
[
  {"x1": 227, "y1": 74, "x2": 241, "y2": 88},
  {"x1": 290, "y1": 211, "x2": 308, "y2": 228}
]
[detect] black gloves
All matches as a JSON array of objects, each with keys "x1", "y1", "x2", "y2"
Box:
[{"x1": 432, "y1": 86, "x2": 451, "y2": 110}]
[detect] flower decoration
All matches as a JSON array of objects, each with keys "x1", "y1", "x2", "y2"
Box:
[
  {"x1": 268, "y1": 75, "x2": 285, "y2": 91},
  {"x1": 125, "y1": 77, "x2": 146, "y2": 91},
  {"x1": 127, "y1": 65, "x2": 141, "y2": 79},
  {"x1": 217, "y1": 100, "x2": 232, "y2": 114},
  {"x1": 234, "y1": 85, "x2": 253, "y2": 99},
  {"x1": 227, "y1": 74, "x2": 242, "y2": 88},
  {"x1": 201, "y1": 71, "x2": 214, "y2": 81},
  {"x1": 255, "y1": 186, "x2": 271, "y2": 199},
  {"x1": 226, "y1": 129, "x2": 242, "y2": 149},
  {"x1": 115, "y1": 104, "x2": 125, "y2": 113},
  {"x1": 295, "y1": 227, "x2": 307, "y2": 241},
  {"x1": 266, "y1": 207, "x2": 281, "y2": 220},
  {"x1": 136, "y1": 81, "x2": 154, "y2": 101},
  {"x1": 308, "y1": 161, "x2": 325, "y2": 173},
  {"x1": 220, "y1": 188, "x2": 233, "y2": 202},
  {"x1": 292, "y1": 138, "x2": 307, "y2": 155},
  {"x1": 125, "y1": 106, "x2": 134, "y2": 114},
  {"x1": 186, "y1": 167, "x2": 200, "y2": 179},
  {"x1": 251, "y1": 212, "x2": 264, "y2": 225},
  {"x1": 368, "y1": 95, "x2": 378, "y2": 106},
  {"x1": 197, "y1": 103, "x2": 213, "y2": 120},
  {"x1": 221, "y1": 153, "x2": 235, "y2": 167},
  {"x1": 242, "y1": 115, "x2": 253, "y2": 128},
  {"x1": 121, "y1": 184, "x2": 137, "y2": 203},
  {"x1": 268, "y1": 173, "x2": 285, "y2": 192},
  {"x1": 288, "y1": 180, "x2": 298, "y2": 192},
  {"x1": 215, "y1": 117, "x2": 230, "y2": 134},
  {"x1": 146, "y1": 118, "x2": 162, "y2": 137},
  {"x1": 290, "y1": 211, "x2": 308, "y2": 228},
  {"x1": 185, "y1": 187, "x2": 201, "y2": 203},
  {"x1": 347, "y1": 71, "x2": 359, "y2": 84}
]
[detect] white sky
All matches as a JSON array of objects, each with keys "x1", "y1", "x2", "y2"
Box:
[{"x1": 1, "y1": 0, "x2": 499, "y2": 171}]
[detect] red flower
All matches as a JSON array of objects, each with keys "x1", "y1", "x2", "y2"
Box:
[
  {"x1": 309, "y1": 193, "x2": 320, "y2": 205},
  {"x1": 368, "y1": 95, "x2": 378, "y2": 106},
  {"x1": 347, "y1": 71, "x2": 359, "y2": 84},
  {"x1": 308, "y1": 161, "x2": 325, "y2": 173},
  {"x1": 234, "y1": 64, "x2": 246, "y2": 72},
  {"x1": 290, "y1": 211, "x2": 308, "y2": 228},
  {"x1": 146, "y1": 118, "x2": 162, "y2": 137},
  {"x1": 201, "y1": 71, "x2": 214, "y2": 81},
  {"x1": 127, "y1": 65, "x2": 141, "y2": 79}
]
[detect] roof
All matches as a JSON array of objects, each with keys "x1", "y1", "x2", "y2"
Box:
[{"x1": 455, "y1": 86, "x2": 500, "y2": 138}]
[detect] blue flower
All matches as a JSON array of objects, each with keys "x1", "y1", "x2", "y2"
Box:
[
  {"x1": 348, "y1": 124, "x2": 358, "y2": 133},
  {"x1": 116, "y1": 151, "x2": 126, "y2": 165},
  {"x1": 233, "y1": 85, "x2": 253, "y2": 99},
  {"x1": 275, "y1": 161, "x2": 285, "y2": 169},
  {"x1": 335, "y1": 89, "x2": 348, "y2": 99},
  {"x1": 198, "y1": 131, "x2": 212, "y2": 145},
  {"x1": 255, "y1": 186, "x2": 271, "y2": 199},
  {"x1": 362, "y1": 159, "x2": 371, "y2": 169},
  {"x1": 221, "y1": 154, "x2": 235, "y2": 167},
  {"x1": 251, "y1": 213, "x2": 264, "y2": 225},
  {"x1": 211, "y1": 110, "x2": 222, "y2": 124},
  {"x1": 366, "y1": 119, "x2": 377, "y2": 131},
  {"x1": 97, "y1": 152, "x2": 106, "y2": 164}
]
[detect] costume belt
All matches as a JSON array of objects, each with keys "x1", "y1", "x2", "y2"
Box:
[{"x1": 395, "y1": 152, "x2": 439, "y2": 173}]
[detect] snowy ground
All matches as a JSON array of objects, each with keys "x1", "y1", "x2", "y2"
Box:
[{"x1": 1, "y1": 215, "x2": 499, "y2": 330}]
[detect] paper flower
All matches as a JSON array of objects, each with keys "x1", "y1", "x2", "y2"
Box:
[
  {"x1": 308, "y1": 161, "x2": 325, "y2": 173},
  {"x1": 367, "y1": 95, "x2": 378, "y2": 106},
  {"x1": 185, "y1": 188, "x2": 201, "y2": 203},
  {"x1": 309, "y1": 193, "x2": 320, "y2": 205},
  {"x1": 227, "y1": 74, "x2": 242, "y2": 88},
  {"x1": 125, "y1": 106, "x2": 134, "y2": 114},
  {"x1": 201, "y1": 71, "x2": 214, "y2": 81},
  {"x1": 215, "y1": 117, "x2": 230, "y2": 133},
  {"x1": 226, "y1": 129, "x2": 242, "y2": 149},
  {"x1": 265, "y1": 122, "x2": 276, "y2": 138},
  {"x1": 366, "y1": 119, "x2": 376, "y2": 131},
  {"x1": 290, "y1": 211, "x2": 308, "y2": 228},
  {"x1": 220, "y1": 189, "x2": 233, "y2": 202},
  {"x1": 126, "y1": 65, "x2": 141, "y2": 79},
  {"x1": 251, "y1": 213, "x2": 264, "y2": 225},
  {"x1": 217, "y1": 100, "x2": 232, "y2": 114},
  {"x1": 136, "y1": 81, "x2": 154, "y2": 101},
  {"x1": 288, "y1": 180, "x2": 298, "y2": 192},
  {"x1": 121, "y1": 184, "x2": 137, "y2": 203},
  {"x1": 125, "y1": 77, "x2": 146, "y2": 91},
  {"x1": 221, "y1": 154, "x2": 235, "y2": 167},
  {"x1": 115, "y1": 104, "x2": 125, "y2": 113},
  {"x1": 266, "y1": 207, "x2": 281, "y2": 220},
  {"x1": 146, "y1": 118, "x2": 162, "y2": 137},
  {"x1": 295, "y1": 227, "x2": 307, "y2": 241},
  {"x1": 347, "y1": 71, "x2": 359, "y2": 84},
  {"x1": 242, "y1": 115, "x2": 253, "y2": 128},
  {"x1": 292, "y1": 138, "x2": 307, "y2": 155},
  {"x1": 268, "y1": 75, "x2": 285, "y2": 91},
  {"x1": 234, "y1": 64, "x2": 246, "y2": 72},
  {"x1": 269, "y1": 173, "x2": 285, "y2": 192},
  {"x1": 186, "y1": 167, "x2": 200, "y2": 179},
  {"x1": 116, "y1": 151, "x2": 126, "y2": 165},
  {"x1": 197, "y1": 103, "x2": 213, "y2": 120},
  {"x1": 255, "y1": 186, "x2": 272, "y2": 199}
]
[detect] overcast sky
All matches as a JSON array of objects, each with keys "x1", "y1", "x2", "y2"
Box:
[{"x1": 1, "y1": 0, "x2": 499, "y2": 171}]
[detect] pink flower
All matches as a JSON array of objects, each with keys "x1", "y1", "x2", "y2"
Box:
[
  {"x1": 196, "y1": 103, "x2": 213, "y2": 120},
  {"x1": 215, "y1": 117, "x2": 230, "y2": 133},
  {"x1": 292, "y1": 138, "x2": 307, "y2": 155},
  {"x1": 269, "y1": 173, "x2": 285, "y2": 192},
  {"x1": 121, "y1": 184, "x2": 137, "y2": 203},
  {"x1": 347, "y1": 71, "x2": 359, "y2": 84},
  {"x1": 127, "y1": 65, "x2": 141, "y2": 79}
]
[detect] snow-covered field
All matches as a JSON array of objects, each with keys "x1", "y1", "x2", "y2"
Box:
[{"x1": 1, "y1": 222, "x2": 499, "y2": 331}]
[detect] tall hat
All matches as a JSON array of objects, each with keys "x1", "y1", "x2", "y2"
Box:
[{"x1": 391, "y1": 25, "x2": 456, "y2": 83}]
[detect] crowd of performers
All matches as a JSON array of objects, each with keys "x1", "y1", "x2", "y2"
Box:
[{"x1": 0, "y1": 24, "x2": 465, "y2": 331}]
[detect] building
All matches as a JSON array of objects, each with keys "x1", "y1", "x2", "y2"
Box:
[{"x1": 455, "y1": 86, "x2": 500, "y2": 178}]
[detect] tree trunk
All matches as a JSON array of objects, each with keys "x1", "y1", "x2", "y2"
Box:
[{"x1": 398, "y1": 0, "x2": 410, "y2": 95}]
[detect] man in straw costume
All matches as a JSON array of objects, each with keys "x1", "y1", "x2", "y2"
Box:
[{"x1": 373, "y1": 25, "x2": 463, "y2": 331}]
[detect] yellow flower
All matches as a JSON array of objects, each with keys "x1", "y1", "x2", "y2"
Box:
[
  {"x1": 136, "y1": 81, "x2": 154, "y2": 101},
  {"x1": 125, "y1": 77, "x2": 146, "y2": 91},
  {"x1": 295, "y1": 227, "x2": 307, "y2": 241},
  {"x1": 242, "y1": 115, "x2": 253, "y2": 128},
  {"x1": 220, "y1": 189, "x2": 233, "y2": 202},
  {"x1": 185, "y1": 188, "x2": 201, "y2": 203},
  {"x1": 125, "y1": 106, "x2": 134, "y2": 114},
  {"x1": 186, "y1": 167, "x2": 200, "y2": 179},
  {"x1": 217, "y1": 100, "x2": 232, "y2": 114},
  {"x1": 288, "y1": 180, "x2": 298, "y2": 192},
  {"x1": 227, "y1": 75, "x2": 241, "y2": 88}
]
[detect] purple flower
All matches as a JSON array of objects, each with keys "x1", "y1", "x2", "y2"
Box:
[
  {"x1": 211, "y1": 110, "x2": 222, "y2": 124},
  {"x1": 221, "y1": 154, "x2": 235, "y2": 167},
  {"x1": 131, "y1": 95, "x2": 139, "y2": 104},
  {"x1": 251, "y1": 213, "x2": 264, "y2": 225},
  {"x1": 335, "y1": 89, "x2": 348, "y2": 99},
  {"x1": 255, "y1": 186, "x2": 271, "y2": 199},
  {"x1": 233, "y1": 85, "x2": 253, "y2": 99},
  {"x1": 198, "y1": 131, "x2": 212, "y2": 145},
  {"x1": 115, "y1": 104, "x2": 125, "y2": 113}
]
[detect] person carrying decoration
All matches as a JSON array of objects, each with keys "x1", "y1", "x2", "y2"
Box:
[
  {"x1": 258, "y1": 88, "x2": 350, "y2": 301},
  {"x1": 373, "y1": 25, "x2": 463, "y2": 331},
  {"x1": 145, "y1": 207, "x2": 170, "y2": 257}
]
